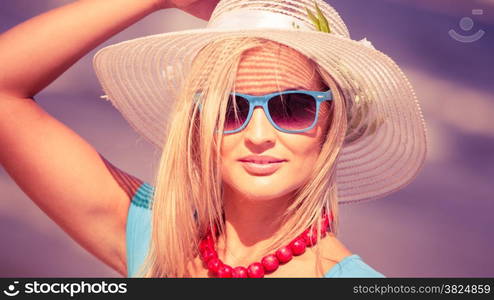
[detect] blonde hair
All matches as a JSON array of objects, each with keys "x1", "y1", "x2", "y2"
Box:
[{"x1": 138, "y1": 37, "x2": 348, "y2": 277}]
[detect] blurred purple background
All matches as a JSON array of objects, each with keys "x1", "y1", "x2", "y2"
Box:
[{"x1": 1, "y1": 0, "x2": 493, "y2": 277}]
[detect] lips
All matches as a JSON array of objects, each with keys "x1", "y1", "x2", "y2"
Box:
[
  {"x1": 238, "y1": 155, "x2": 286, "y2": 164},
  {"x1": 238, "y1": 155, "x2": 287, "y2": 176}
]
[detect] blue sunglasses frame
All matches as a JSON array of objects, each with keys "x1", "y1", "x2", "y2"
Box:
[
  {"x1": 223, "y1": 89, "x2": 333, "y2": 134},
  {"x1": 223, "y1": 90, "x2": 333, "y2": 134}
]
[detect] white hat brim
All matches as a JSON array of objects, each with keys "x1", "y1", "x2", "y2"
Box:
[{"x1": 93, "y1": 28, "x2": 427, "y2": 204}]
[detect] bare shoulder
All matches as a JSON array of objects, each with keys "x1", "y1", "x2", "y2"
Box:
[
  {"x1": 318, "y1": 233, "x2": 353, "y2": 263},
  {"x1": 0, "y1": 96, "x2": 144, "y2": 276}
]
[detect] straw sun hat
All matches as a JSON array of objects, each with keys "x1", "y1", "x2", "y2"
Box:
[{"x1": 93, "y1": 0, "x2": 427, "y2": 204}]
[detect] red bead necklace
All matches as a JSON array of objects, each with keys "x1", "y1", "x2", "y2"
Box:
[{"x1": 199, "y1": 211, "x2": 334, "y2": 278}]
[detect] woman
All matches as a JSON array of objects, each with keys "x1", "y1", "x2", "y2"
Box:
[{"x1": 0, "y1": 0, "x2": 427, "y2": 278}]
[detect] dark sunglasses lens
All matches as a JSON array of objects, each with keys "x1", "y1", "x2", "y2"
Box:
[
  {"x1": 268, "y1": 93, "x2": 317, "y2": 130},
  {"x1": 225, "y1": 95, "x2": 250, "y2": 131}
]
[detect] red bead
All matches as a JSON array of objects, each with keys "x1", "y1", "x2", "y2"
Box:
[
  {"x1": 320, "y1": 228, "x2": 328, "y2": 238},
  {"x1": 276, "y1": 246, "x2": 293, "y2": 264},
  {"x1": 199, "y1": 219, "x2": 330, "y2": 278},
  {"x1": 261, "y1": 254, "x2": 279, "y2": 273},
  {"x1": 232, "y1": 267, "x2": 248, "y2": 278},
  {"x1": 201, "y1": 248, "x2": 217, "y2": 262},
  {"x1": 200, "y1": 237, "x2": 213, "y2": 252},
  {"x1": 322, "y1": 217, "x2": 330, "y2": 233},
  {"x1": 247, "y1": 262, "x2": 265, "y2": 278},
  {"x1": 207, "y1": 258, "x2": 222, "y2": 274},
  {"x1": 290, "y1": 238, "x2": 306, "y2": 256},
  {"x1": 217, "y1": 264, "x2": 233, "y2": 278},
  {"x1": 302, "y1": 228, "x2": 318, "y2": 247}
]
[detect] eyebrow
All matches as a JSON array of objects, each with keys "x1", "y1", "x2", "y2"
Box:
[
  {"x1": 280, "y1": 86, "x2": 329, "y2": 92},
  {"x1": 281, "y1": 86, "x2": 305, "y2": 91},
  {"x1": 230, "y1": 85, "x2": 327, "y2": 95},
  {"x1": 230, "y1": 86, "x2": 306, "y2": 94}
]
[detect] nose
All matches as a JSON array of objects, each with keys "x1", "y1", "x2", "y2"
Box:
[{"x1": 243, "y1": 107, "x2": 276, "y2": 147}]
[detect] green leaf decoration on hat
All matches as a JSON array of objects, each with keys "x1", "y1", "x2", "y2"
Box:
[
  {"x1": 306, "y1": 1, "x2": 331, "y2": 33},
  {"x1": 305, "y1": 2, "x2": 385, "y2": 143}
]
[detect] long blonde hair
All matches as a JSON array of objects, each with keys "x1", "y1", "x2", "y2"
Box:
[{"x1": 138, "y1": 37, "x2": 349, "y2": 277}]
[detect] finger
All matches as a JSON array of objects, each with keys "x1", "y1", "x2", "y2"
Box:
[{"x1": 181, "y1": 0, "x2": 220, "y2": 21}]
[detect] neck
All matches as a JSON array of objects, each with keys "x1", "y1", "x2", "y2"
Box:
[{"x1": 217, "y1": 184, "x2": 294, "y2": 265}]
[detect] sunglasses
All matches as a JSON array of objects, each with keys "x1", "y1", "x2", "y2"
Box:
[{"x1": 222, "y1": 89, "x2": 333, "y2": 134}]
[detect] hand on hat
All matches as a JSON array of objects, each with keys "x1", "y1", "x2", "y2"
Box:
[{"x1": 157, "y1": 0, "x2": 220, "y2": 20}]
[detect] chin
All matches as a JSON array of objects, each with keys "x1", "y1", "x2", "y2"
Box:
[
  {"x1": 236, "y1": 189, "x2": 290, "y2": 202},
  {"x1": 225, "y1": 176, "x2": 300, "y2": 202},
  {"x1": 222, "y1": 163, "x2": 309, "y2": 201}
]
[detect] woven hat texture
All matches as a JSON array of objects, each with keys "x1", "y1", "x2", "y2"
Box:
[{"x1": 93, "y1": 0, "x2": 427, "y2": 203}]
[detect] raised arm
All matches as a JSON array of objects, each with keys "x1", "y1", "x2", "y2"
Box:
[
  {"x1": 0, "y1": 0, "x2": 162, "y2": 98},
  {"x1": 0, "y1": 0, "x2": 217, "y2": 276},
  {"x1": 0, "y1": 0, "x2": 218, "y2": 98}
]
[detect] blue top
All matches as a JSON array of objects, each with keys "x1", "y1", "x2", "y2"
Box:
[{"x1": 126, "y1": 183, "x2": 385, "y2": 278}]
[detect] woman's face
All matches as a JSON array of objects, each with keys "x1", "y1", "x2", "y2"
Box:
[{"x1": 220, "y1": 43, "x2": 331, "y2": 202}]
